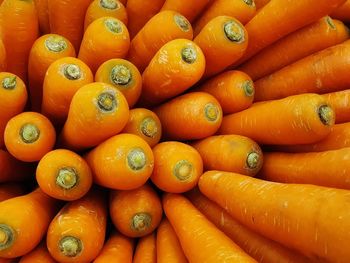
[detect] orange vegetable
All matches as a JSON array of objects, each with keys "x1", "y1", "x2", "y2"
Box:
[
  {"x1": 33, "y1": 0, "x2": 50, "y2": 34},
  {"x1": 218, "y1": 94, "x2": 334, "y2": 145},
  {"x1": 4, "y1": 112, "x2": 56, "y2": 162},
  {"x1": 254, "y1": 0, "x2": 270, "y2": 9},
  {"x1": 28, "y1": 34, "x2": 76, "y2": 111},
  {"x1": 0, "y1": 183, "x2": 26, "y2": 202},
  {"x1": 331, "y1": 0, "x2": 350, "y2": 22},
  {"x1": 109, "y1": 184, "x2": 162, "y2": 238},
  {"x1": 161, "y1": 0, "x2": 211, "y2": 22},
  {"x1": 47, "y1": 188, "x2": 107, "y2": 263},
  {"x1": 194, "y1": 16, "x2": 248, "y2": 78},
  {"x1": 151, "y1": 141, "x2": 203, "y2": 193},
  {"x1": 127, "y1": 10, "x2": 193, "y2": 72},
  {"x1": 78, "y1": 17, "x2": 130, "y2": 74},
  {"x1": 323, "y1": 89, "x2": 350, "y2": 124},
  {"x1": 163, "y1": 193, "x2": 257, "y2": 262},
  {"x1": 41, "y1": 57, "x2": 94, "y2": 127},
  {"x1": 95, "y1": 58, "x2": 142, "y2": 108},
  {"x1": 0, "y1": 150, "x2": 34, "y2": 183},
  {"x1": 133, "y1": 233, "x2": 156, "y2": 263},
  {"x1": 0, "y1": 188, "x2": 60, "y2": 258},
  {"x1": 19, "y1": 242, "x2": 57, "y2": 263},
  {"x1": 121, "y1": 108, "x2": 162, "y2": 147},
  {"x1": 154, "y1": 92, "x2": 222, "y2": 141},
  {"x1": 140, "y1": 39, "x2": 205, "y2": 106},
  {"x1": 0, "y1": 39, "x2": 6, "y2": 72},
  {"x1": 199, "y1": 170, "x2": 350, "y2": 263},
  {"x1": 59, "y1": 82, "x2": 129, "y2": 150},
  {"x1": 85, "y1": 133, "x2": 154, "y2": 190}
]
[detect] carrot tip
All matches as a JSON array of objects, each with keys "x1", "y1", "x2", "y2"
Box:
[
  {"x1": 104, "y1": 19, "x2": 122, "y2": 34},
  {"x1": 97, "y1": 92, "x2": 117, "y2": 112},
  {"x1": 243, "y1": 80, "x2": 255, "y2": 97},
  {"x1": 100, "y1": 0, "x2": 120, "y2": 9},
  {"x1": 174, "y1": 14, "x2": 190, "y2": 32},
  {"x1": 45, "y1": 36, "x2": 68, "y2": 53},
  {"x1": 56, "y1": 167, "x2": 78, "y2": 190},
  {"x1": 181, "y1": 46, "x2": 197, "y2": 64},
  {"x1": 20, "y1": 123, "x2": 40, "y2": 144},
  {"x1": 224, "y1": 21, "x2": 244, "y2": 43},
  {"x1": 243, "y1": 0, "x2": 255, "y2": 6},
  {"x1": 318, "y1": 105, "x2": 335, "y2": 126},
  {"x1": 59, "y1": 236, "x2": 82, "y2": 257},
  {"x1": 204, "y1": 103, "x2": 220, "y2": 122},
  {"x1": 111, "y1": 65, "x2": 132, "y2": 86},
  {"x1": 0, "y1": 224, "x2": 14, "y2": 251},
  {"x1": 2, "y1": 76, "x2": 17, "y2": 90},
  {"x1": 64, "y1": 64, "x2": 82, "y2": 80},
  {"x1": 174, "y1": 160, "x2": 193, "y2": 181},
  {"x1": 127, "y1": 148, "x2": 146, "y2": 171},
  {"x1": 325, "y1": 16, "x2": 336, "y2": 30},
  {"x1": 131, "y1": 212, "x2": 151, "y2": 233},
  {"x1": 246, "y1": 151, "x2": 261, "y2": 170},
  {"x1": 140, "y1": 117, "x2": 158, "y2": 138}
]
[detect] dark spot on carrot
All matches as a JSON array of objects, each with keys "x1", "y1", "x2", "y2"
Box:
[
  {"x1": 97, "y1": 92, "x2": 117, "y2": 112},
  {"x1": 127, "y1": 148, "x2": 146, "y2": 170},
  {"x1": 242, "y1": 80, "x2": 255, "y2": 97},
  {"x1": 0, "y1": 224, "x2": 14, "y2": 251},
  {"x1": 318, "y1": 104, "x2": 335, "y2": 126},
  {"x1": 224, "y1": 20, "x2": 244, "y2": 43},
  {"x1": 59, "y1": 236, "x2": 82, "y2": 257},
  {"x1": 174, "y1": 14, "x2": 190, "y2": 32},
  {"x1": 181, "y1": 46, "x2": 197, "y2": 64},
  {"x1": 140, "y1": 117, "x2": 158, "y2": 138},
  {"x1": 19, "y1": 123, "x2": 40, "y2": 143},
  {"x1": 131, "y1": 212, "x2": 152, "y2": 232},
  {"x1": 100, "y1": 0, "x2": 119, "y2": 10},
  {"x1": 2, "y1": 76, "x2": 16, "y2": 90},
  {"x1": 204, "y1": 103, "x2": 220, "y2": 122},
  {"x1": 56, "y1": 167, "x2": 79, "y2": 190},
  {"x1": 45, "y1": 36, "x2": 68, "y2": 52},
  {"x1": 64, "y1": 64, "x2": 82, "y2": 80},
  {"x1": 173, "y1": 160, "x2": 193, "y2": 181},
  {"x1": 111, "y1": 65, "x2": 132, "y2": 86},
  {"x1": 104, "y1": 19, "x2": 122, "y2": 34}
]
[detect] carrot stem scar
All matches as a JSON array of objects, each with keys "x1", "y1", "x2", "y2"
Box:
[
  {"x1": 243, "y1": 80, "x2": 255, "y2": 97},
  {"x1": 174, "y1": 14, "x2": 190, "y2": 32},
  {"x1": 56, "y1": 167, "x2": 78, "y2": 190},
  {"x1": 318, "y1": 105, "x2": 334, "y2": 126},
  {"x1": 45, "y1": 36, "x2": 67, "y2": 52},
  {"x1": 204, "y1": 103, "x2": 219, "y2": 122},
  {"x1": 131, "y1": 212, "x2": 151, "y2": 232},
  {"x1": 20, "y1": 123, "x2": 40, "y2": 143},
  {"x1": 127, "y1": 148, "x2": 146, "y2": 170},
  {"x1": 181, "y1": 46, "x2": 197, "y2": 64},
  {"x1": 243, "y1": 0, "x2": 255, "y2": 6},
  {"x1": 100, "y1": 0, "x2": 119, "y2": 9},
  {"x1": 174, "y1": 160, "x2": 193, "y2": 181},
  {"x1": 0, "y1": 224, "x2": 14, "y2": 251},
  {"x1": 64, "y1": 64, "x2": 82, "y2": 80},
  {"x1": 59, "y1": 236, "x2": 83, "y2": 257},
  {"x1": 105, "y1": 19, "x2": 122, "y2": 33},
  {"x1": 224, "y1": 20, "x2": 244, "y2": 42},
  {"x1": 140, "y1": 117, "x2": 158, "y2": 138},
  {"x1": 2, "y1": 76, "x2": 16, "y2": 90},
  {"x1": 97, "y1": 92, "x2": 117, "y2": 112},
  {"x1": 111, "y1": 65, "x2": 131, "y2": 85},
  {"x1": 246, "y1": 152, "x2": 260, "y2": 169}
]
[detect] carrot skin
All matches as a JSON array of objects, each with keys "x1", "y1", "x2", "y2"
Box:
[
  {"x1": 323, "y1": 89, "x2": 350, "y2": 124},
  {"x1": 133, "y1": 233, "x2": 156, "y2": 263}
]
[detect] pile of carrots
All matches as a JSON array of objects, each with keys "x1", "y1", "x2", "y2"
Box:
[{"x1": 0, "y1": 0, "x2": 350, "y2": 262}]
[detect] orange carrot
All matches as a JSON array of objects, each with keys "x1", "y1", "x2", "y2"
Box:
[
  {"x1": 28, "y1": 34, "x2": 76, "y2": 111},
  {"x1": 19, "y1": 242, "x2": 57, "y2": 263},
  {"x1": 0, "y1": 188, "x2": 60, "y2": 258},
  {"x1": 126, "y1": 0, "x2": 165, "y2": 38},
  {"x1": 0, "y1": 258, "x2": 17, "y2": 263},
  {"x1": 140, "y1": 39, "x2": 205, "y2": 106},
  {"x1": 0, "y1": 0, "x2": 39, "y2": 82},
  {"x1": 238, "y1": 16, "x2": 350, "y2": 81},
  {"x1": 331, "y1": 0, "x2": 350, "y2": 22},
  {"x1": 323, "y1": 89, "x2": 350, "y2": 124},
  {"x1": 93, "y1": 231, "x2": 134, "y2": 263},
  {"x1": 193, "y1": 0, "x2": 256, "y2": 36},
  {"x1": 156, "y1": 218, "x2": 188, "y2": 263},
  {"x1": 196, "y1": 70, "x2": 254, "y2": 114},
  {"x1": 78, "y1": 17, "x2": 130, "y2": 74},
  {"x1": 254, "y1": 0, "x2": 270, "y2": 9},
  {"x1": 0, "y1": 150, "x2": 34, "y2": 183},
  {"x1": 187, "y1": 189, "x2": 311, "y2": 263},
  {"x1": 33, "y1": 0, "x2": 50, "y2": 34},
  {"x1": 0, "y1": 184, "x2": 26, "y2": 202},
  {"x1": 4, "y1": 112, "x2": 56, "y2": 162},
  {"x1": 109, "y1": 184, "x2": 162, "y2": 237},
  {"x1": 48, "y1": 0, "x2": 92, "y2": 51},
  {"x1": 0, "y1": 39, "x2": 6, "y2": 72},
  {"x1": 133, "y1": 233, "x2": 156, "y2": 263},
  {"x1": 95, "y1": 58, "x2": 142, "y2": 108},
  {"x1": 85, "y1": 133, "x2": 154, "y2": 190},
  {"x1": 150, "y1": 141, "x2": 203, "y2": 193},
  {"x1": 154, "y1": 92, "x2": 222, "y2": 141},
  {"x1": 254, "y1": 40, "x2": 350, "y2": 102},
  {"x1": 194, "y1": 16, "x2": 248, "y2": 78},
  {"x1": 218, "y1": 94, "x2": 335, "y2": 145},
  {"x1": 85, "y1": 0, "x2": 127, "y2": 30},
  {"x1": 121, "y1": 108, "x2": 162, "y2": 147},
  {"x1": 163, "y1": 193, "x2": 257, "y2": 262},
  {"x1": 59, "y1": 82, "x2": 129, "y2": 150},
  {"x1": 126, "y1": 10, "x2": 193, "y2": 72},
  {"x1": 161, "y1": 0, "x2": 211, "y2": 22},
  {"x1": 36, "y1": 149, "x2": 93, "y2": 201},
  {"x1": 0, "y1": 72, "x2": 27, "y2": 148},
  {"x1": 199, "y1": 170, "x2": 350, "y2": 263},
  {"x1": 192, "y1": 135, "x2": 263, "y2": 177}
]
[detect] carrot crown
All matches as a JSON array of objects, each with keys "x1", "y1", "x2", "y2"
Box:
[
  {"x1": 0, "y1": 224, "x2": 14, "y2": 251},
  {"x1": 64, "y1": 64, "x2": 82, "y2": 80},
  {"x1": 140, "y1": 117, "x2": 158, "y2": 138},
  {"x1": 246, "y1": 151, "x2": 261, "y2": 170},
  {"x1": 127, "y1": 148, "x2": 146, "y2": 170},
  {"x1": 20, "y1": 123, "x2": 40, "y2": 143},
  {"x1": 59, "y1": 236, "x2": 82, "y2": 257},
  {"x1": 56, "y1": 167, "x2": 78, "y2": 190},
  {"x1": 243, "y1": 80, "x2": 255, "y2": 97},
  {"x1": 174, "y1": 14, "x2": 190, "y2": 32},
  {"x1": 174, "y1": 160, "x2": 193, "y2": 181},
  {"x1": 131, "y1": 212, "x2": 152, "y2": 233},
  {"x1": 2, "y1": 76, "x2": 17, "y2": 90},
  {"x1": 111, "y1": 65, "x2": 132, "y2": 86},
  {"x1": 100, "y1": 0, "x2": 120, "y2": 9},
  {"x1": 181, "y1": 46, "x2": 197, "y2": 64},
  {"x1": 318, "y1": 105, "x2": 335, "y2": 126},
  {"x1": 204, "y1": 103, "x2": 220, "y2": 122},
  {"x1": 97, "y1": 91, "x2": 117, "y2": 112},
  {"x1": 325, "y1": 16, "x2": 336, "y2": 30},
  {"x1": 45, "y1": 36, "x2": 68, "y2": 53},
  {"x1": 243, "y1": 0, "x2": 255, "y2": 7},
  {"x1": 224, "y1": 20, "x2": 245, "y2": 43},
  {"x1": 104, "y1": 19, "x2": 122, "y2": 34}
]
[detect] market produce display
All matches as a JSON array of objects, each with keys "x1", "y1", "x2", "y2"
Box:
[{"x1": 0, "y1": 0, "x2": 350, "y2": 262}]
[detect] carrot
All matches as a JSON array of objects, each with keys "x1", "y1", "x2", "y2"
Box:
[
  {"x1": 331, "y1": 0, "x2": 350, "y2": 22},
  {"x1": 0, "y1": 188, "x2": 60, "y2": 258},
  {"x1": 0, "y1": 184, "x2": 26, "y2": 202},
  {"x1": 196, "y1": 70, "x2": 254, "y2": 114},
  {"x1": 4, "y1": 112, "x2": 56, "y2": 162},
  {"x1": 28, "y1": 34, "x2": 76, "y2": 111},
  {"x1": 163, "y1": 193, "x2": 257, "y2": 262},
  {"x1": 33, "y1": 0, "x2": 50, "y2": 34},
  {"x1": 126, "y1": 0, "x2": 165, "y2": 38},
  {"x1": 36, "y1": 149, "x2": 93, "y2": 201},
  {"x1": 323, "y1": 89, "x2": 350, "y2": 124},
  {"x1": 192, "y1": 135, "x2": 263, "y2": 177},
  {"x1": 41, "y1": 57, "x2": 94, "y2": 127},
  {"x1": 47, "y1": 188, "x2": 107, "y2": 263},
  {"x1": 254, "y1": 0, "x2": 270, "y2": 9},
  {"x1": 59, "y1": 82, "x2": 129, "y2": 150},
  {"x1": 154, "y1": 92, "x2": 223, "y2": 140},
  {"x1": 19, "y1": 242, "x2": 57, "y2": 263},
  {"x1": 218, "y1": 93, "x2": 335, "y2": 145},
  {"x1": 126, "y1": 10, "x2": 193, "y2": 73},
  {"x1": 194, "y1": 16, "x2": 248, "y2": 78},
  {"x1": 85, "y1": 0, "x2": 127, "y2": 30},
  {"x1": 85, "y1": 133, "x2": 154, "y2": 190},
  {"x1": 238, "y1": 16, "x2": 350, "y2": 81},
  {"x1": 232, "y1": 0, "x2": 347, "y2": 67},
  {"x1": 93, "y1": 231, "x2": 134, "y2": 263},
  {"x1": 187, "y1": 189, "x2": 311, "y2": 263},
  {"x1": 95, "y1": 58, "x2": 142, "y2": 108},
  {"x1": 140, "y1": 39, "x2": 205, "y2": 106},
  {"x1": 161, "y1": 0, "x2": 211, "y2": 22},
  {"x1": 109, "y1": 184, "x2": 162, "y2": 238},
  {"x1": 199, "y1": 170, "x2": 350, "y2": 263},
  {"x1": 0, "y1": 0, "x2": 39, "y2": 82},
  {"x1": 0, "y1": 258, "x2": 18, "y2": 263},
  {"x1": 193, "y1": 0, "x2": 256, "y2": 36},
  {"x1": 0, "y1": 39, "x2": 6, "y2": 72},
  {"x1": 133, "y1": 233, "x2": 156, "y2": 263},
  {"x1": 254, "y1": 40, "x2": 350, "y2": 102},
  {"x1": 121, "y1": 108, "x2": 162, "y2": 147},
  {"x1": 150, "y1": 141, "x2": 203, "y2": 193},
  {"x1": 156, "y1": 218, "x2": 188, "y2": 263},
  {"x1": 0, "y1": 72, "x2": 27, "y2": 148},
  {"x1": 48, "y1": 0, "x2": 92, "y2": 52},
  {"x1": 78, "y1": 17, "x2": 130, "y2": 74},
  {"x1": 0, "y1": 150, "x2": 34, "y2": 183}
]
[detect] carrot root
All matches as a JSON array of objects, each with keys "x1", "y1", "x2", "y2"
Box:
[{"x1": 59, "y1": 236, "x2": 83, "y2": 257}]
